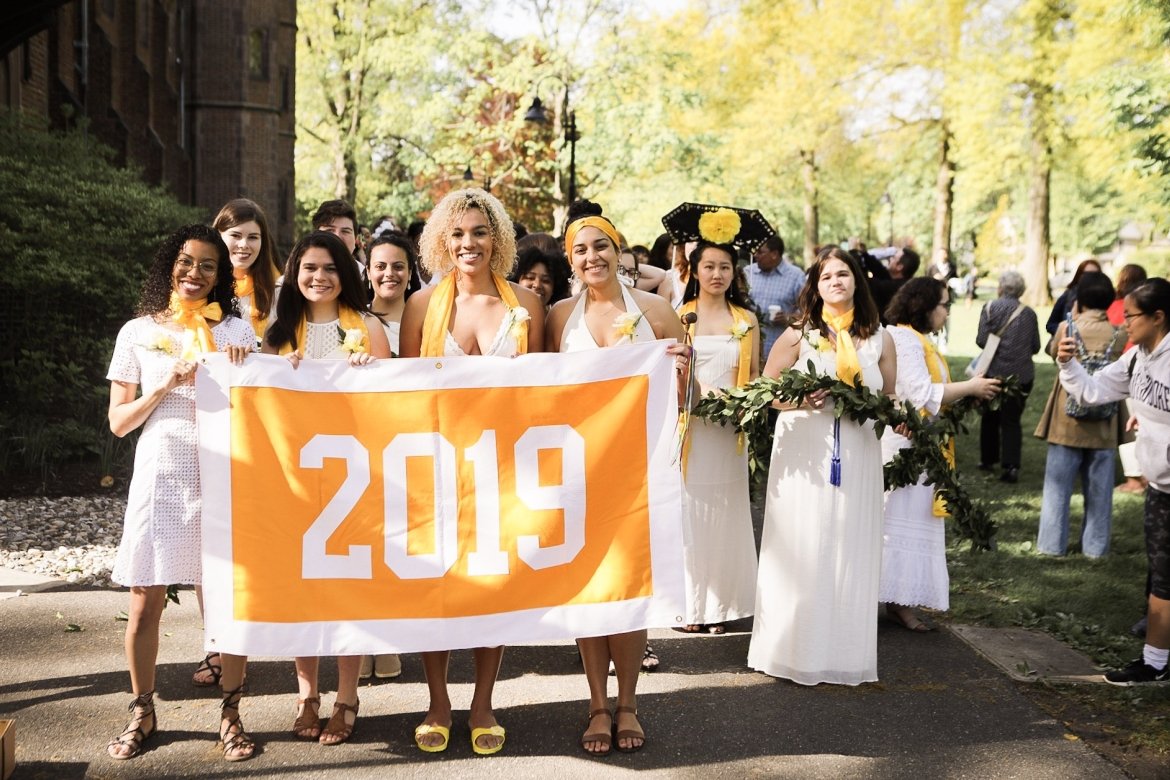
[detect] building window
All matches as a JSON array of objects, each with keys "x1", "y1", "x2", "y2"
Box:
[
  {"x1": 248, "y1": 29, "x2": 268, "y2": 80},
  {"x1": 21, "y1": 42, "x2": 31, "y2": 83},
  {"x1": 279, "y1": 66, "x2": 290, "y2": 111}
]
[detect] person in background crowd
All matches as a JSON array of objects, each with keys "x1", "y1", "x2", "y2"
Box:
[
  {"x1": 311, "y1": 199, "x2": 365, "y2": 280},
  {"x1": 1034, "y1": 271, "x2": 1128, "y2": 558},
  {"x1": 1057, "y1": 278, "x2": 1170, "y2": 685},
  {"x1": 1046, "y1": 258, "x2": 1102, "y2": 335},
  {"x1": 510, "y1": 241, "x2": 571, "y2": 309},
  {"x1": 105, "y1": 225, "x2": 255, "y2": 762},
  {"x1": 647, "y1": 233, "x2": 674, "y2": 271},
  {"x1": 743, "y1": 234, "x2": 805, "y2": 356},
  {"x1": 860, "y1": 246, "x2": 921, "y2": 324},
  {"x1": 1109, "y1": 263, "x2": 1150, "y2": 494},
  {"x1": 366, "y1": 232, "x2": 422, "y2": 360},
  {"x1": 975, "y1": 270, "x2": 1041, "y2": 483}
]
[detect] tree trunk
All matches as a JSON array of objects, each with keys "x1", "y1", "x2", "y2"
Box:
[
  {"x1": 800, "y1": 149, "x2": 818, "y2": 265},
  {"x1": 1023, "y1": 91, "x2": 1052, "y2": 307},
  {"x1": 930, "y1": 123, "x2": 955, "y2": 269}
]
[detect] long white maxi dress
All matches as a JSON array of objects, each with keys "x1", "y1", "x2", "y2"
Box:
[
  {"x1": 747, "y1": 330, "x2": 886, "y2": 685},
  {"x1": 681, "y1": 334, "x2": 758, "y2": 625}
]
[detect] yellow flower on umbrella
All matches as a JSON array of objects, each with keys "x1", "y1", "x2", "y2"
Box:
[{"x1": 697, "y1": 208, "x2": 741, "y2": 244}]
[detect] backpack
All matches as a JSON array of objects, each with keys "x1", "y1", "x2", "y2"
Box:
[{"x1": 1064, "y1": 326, "x2": 1123, "y2": 421}]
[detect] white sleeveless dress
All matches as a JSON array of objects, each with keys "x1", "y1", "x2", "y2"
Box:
[
  {"x1": 442, "y1": 307, "x2": 521, "y2": 357},
  {"x1": 748, "y1": 330, "x2": 887, "y2": 685},
  {"x1": 681, "y1": 334, "x2": 758, "y2": 625},
  {"x1": 561, "y1": 285, "x2": 655, "y2": 352}
]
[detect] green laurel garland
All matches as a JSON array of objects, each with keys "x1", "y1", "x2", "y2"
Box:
[{"x1": 693, "y1": 359, "x2": 1020, "y2": 551}]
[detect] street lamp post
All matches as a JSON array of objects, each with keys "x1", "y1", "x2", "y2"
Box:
[
  {"x1": 524, "y1": 77, "x2": 578, "y2": 205},
  {"x1": 881, "y1": 191, "x2": 894, "y2": 245}
]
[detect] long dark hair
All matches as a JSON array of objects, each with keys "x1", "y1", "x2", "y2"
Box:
[
  {"x1": 366, "y1": 232, "x2": 422, "y2": 302},
  {"x1": 212, "y1": 198, "x2": 280, "y2": 315},
  {"x1": 885, "y1": 277, "x2": 945, "y2": 334},
  {"x1": 680, "y1": 242, "x2": 755, "y2": 311},
  {"x1": 794, "y1": 245, "x2": 881, "y2": 340},
  {"x1": 138, "y1": 224, "x2": 239, "y2": 319},
  {"x1": 265, "y1": 231, "x2": 369, "y2": 351}
]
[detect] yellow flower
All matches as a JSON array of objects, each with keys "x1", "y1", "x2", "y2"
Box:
[
  {"x1": 339, "y1": 327, "x2": 367, "y2": 354},
  {"x1": 698, "y1": 208, "x2": 741, "y2": 244},
  {"x1": 142, "y1": 332, "x2": 177, "y2": 355},
  {"x1": 805, "y1": 328, "x2": 832, "y2": 352},
  {"x1": 507, "y1": 307, "x2": 531, "y2": 340},
  {"x1": 730, "y1": 321, "x2": 753, "y2": 341},
  {"x1": 613, "y1": 311, "x2": 644, "y2": 343}
]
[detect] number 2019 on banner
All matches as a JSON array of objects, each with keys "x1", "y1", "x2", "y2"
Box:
[{"x1": 299, "y1": 425, "x2": 585, "y2": 581}]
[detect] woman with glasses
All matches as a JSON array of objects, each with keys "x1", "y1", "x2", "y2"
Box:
[
  {"x1": 105, "y1": 225, "x2": 255, "y2": 761},
  {"x1": 879, "y1": 279, "x2": 1000, "y2": 631},
  {"x1": 1057, "y1": 278, "x2": 1170, "y2": 685}
]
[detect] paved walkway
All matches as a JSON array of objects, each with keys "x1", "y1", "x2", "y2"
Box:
[{"x1": 0, "y1": 580, "x2": 1124, "y2": 779}]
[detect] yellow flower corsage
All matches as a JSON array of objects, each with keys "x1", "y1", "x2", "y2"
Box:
[
  {"x1": 338, "y1": 326, "x2": 368, "y2": 354},
  {"x1": 805, "y1": 328, "x2": 832, "y2": 352},
  {"x1": 614, "y1": 311, "x2": 644, "y2": 343},
  {"x1": 506, "y1": 307, "x2": 531, "y2": 341},
  {"x1": 730, "y1": 321, "x2": 753, "y2": 341},
  {"x1": 698, "y1": 208, "x2": 741, "y2": 244},
  {"x1": 142, "y1": 332, "x2": 177, "y2": 356}
]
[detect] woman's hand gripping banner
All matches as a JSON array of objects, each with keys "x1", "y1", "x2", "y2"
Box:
[{"x1": 195, "y1": 341, "x2": 684, "y2": 656}]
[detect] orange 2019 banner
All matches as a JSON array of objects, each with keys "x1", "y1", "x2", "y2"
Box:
[{"x1": 195, "y1": 342, "x2": 684, "y2": 656}]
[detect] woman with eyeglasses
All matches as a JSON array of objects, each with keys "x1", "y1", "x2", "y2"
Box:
[
  {"x1": 1057, "y1": 278, "x2": 1170, "y2": 686},
  {"x1": 879, "y1": 279, "x2": 1000, "y2": 632},
  {"x1": 105, "y1": 225, "x2": 255, "y2": 761}
]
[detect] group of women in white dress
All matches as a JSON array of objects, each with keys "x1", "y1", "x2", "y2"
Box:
[{"x1": 104, "y1": 189, "x2": 986, "y2": 763}]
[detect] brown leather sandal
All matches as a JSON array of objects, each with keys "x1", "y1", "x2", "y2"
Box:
[
  {"x1": 579, "y1": 708, "x2": 612, "y2": 757},
  {"x1": 319, "y1": 699, "x2": 359, "y2": 745},
  {"x1": 219, "y1": 684, "x2": 255, "y2": 762},
  {"x1": 291, "y1": 696, "x2": 321, "y2": 740},
  {"x1": 614, "y1": 705, "x2": 645, "y2": 753},
  {"x1": 106, "y1": 691, "x2": 157, "y2": 760}
]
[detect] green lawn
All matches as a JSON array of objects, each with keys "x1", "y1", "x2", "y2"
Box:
[{"x1": 938, "y1": 298, "x2": 1168, "y2": 756}]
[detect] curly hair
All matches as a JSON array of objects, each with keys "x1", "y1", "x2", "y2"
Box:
[
  {"x1": 511, "y1": 244, "x2": 571, "y2": 306},
  {"x1": 366, "y1": 232, "x2": 423, "y2": 302},
  {"x1": 137, "y1": 225, "x2": 239, "y2": 319},
  {"x1": 418, "y1": 188, "x2": 516, "y2": 277},
  {"x1": 885, "y1": 277, "x2": 946, "y2": 334},
  {"x1": 680, "y1": 242, "x2": 756, "y2": 311},
  {"x1": 794, "y1": 245, "x2": 880, "y2": 340},
  {"x1": 212, "y1": 198, "x2": 281, "y2": 315},
  {"x1": 266, "y1": 231, "x2": 369, "y2": 352}
]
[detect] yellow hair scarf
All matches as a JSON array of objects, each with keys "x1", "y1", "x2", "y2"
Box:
[
  {"x1": 822, "y1": 308, "x2": 862, "y2": 387},
  {"x1": 279, "y1": 304, "x2": 370, "y2": 356},
  {"x1": 677, "y1": 301, "x2": 754, "y2": 472},
  {"x1": 420, "y1": 272, "x2": 527, "y2": 358},
  {"x1": 899, "y1": 325, "x2": 955, "y2": 518},
  {"x1": 169, "y1": 292, "x2": 222, "y2": 361},
  {"x1": 564, "y1": 216, "x2": 622, "y2": 259},
  {"x1": 233, "y1": 274, "x2": 268, "y2": 339}
]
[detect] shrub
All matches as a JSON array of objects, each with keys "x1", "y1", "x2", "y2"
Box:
[{"x1": 0, "y1": 110, "x2": 200, "y2": 485}]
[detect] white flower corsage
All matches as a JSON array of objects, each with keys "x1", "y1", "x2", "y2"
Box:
[
  {"x1": 506, "y1": 307, "x2": 531, "y2": 340},
  {"x1": 141, "y1": 332, "x2": 177, "y2": 355},
  {"x1": 338, "y1": 326, "x2": 368, "y2": 354},
  {"x1": 805, "y1": 328, "x2": 832, "y2": 352},
  {"x1": 729, "y1": 321, "x2": 753, "y2": 342},
  {"x1": 614, "y1": 311, "x2": 644, "y2": 343}
]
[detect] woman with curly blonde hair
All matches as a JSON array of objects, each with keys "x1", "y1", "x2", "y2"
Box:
[{"x1": 399, "y1": 187, "x2": 544, "y2": 756}]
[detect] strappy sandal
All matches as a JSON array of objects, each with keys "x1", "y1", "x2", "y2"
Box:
[
  {"x1": 219, "y1": 684, "x2": 255, "y2": 762},
  {"x1": 319, "y1": 699, "x2": 359, "y2": 746},
  {"x1": 614, "y1": 705, "x2": 646, "y2": 753},
  {"x1": 641, "y1": 644, "x2": 660, "y2": 672},
  {"x1": 579, "y1": 708, "x2": 612, "y2": 757},
  {"x1": 192, "y1": 652, "x2": 222, "y2": 687},
  {"x1": 106, "y1": 690, "x2": 156, "y2": 760},
  {"x1": 291, "y1": 696, "x2": 321, "y2": 740}
]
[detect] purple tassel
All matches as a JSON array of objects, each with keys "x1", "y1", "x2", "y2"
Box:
[{"x1": 829, "y1": 416, "x2": 842, "y2": 487}]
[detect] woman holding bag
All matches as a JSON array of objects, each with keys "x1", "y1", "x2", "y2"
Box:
[{"x1": 974, "y1": 271, "x2": 1041, "y2": 483}]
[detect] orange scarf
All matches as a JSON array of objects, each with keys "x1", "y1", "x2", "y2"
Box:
[
  {"x1": 169, "y1": 292, "x2": 222, "y2": 361},
  {"x1": 279, "y1": 304, "x2": 370, "y2": 357},
  {"x1": 234, "y1": 274, "x2": 268, "y2": 339},
  {"x1": 420, "y1": 272, "x2": 527, "y2": 357},
  {"x1": 822, "y1": 308, "x2": 861, "y2": 387}
]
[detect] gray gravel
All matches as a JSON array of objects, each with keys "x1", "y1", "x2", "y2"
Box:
[{"x1": 0, "y1": 495, "x2": 126, "y2": 587}]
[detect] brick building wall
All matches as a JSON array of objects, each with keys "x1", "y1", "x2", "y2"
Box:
[{"x1": 1, "y1": 0, "x2": 295, "y2": 250}]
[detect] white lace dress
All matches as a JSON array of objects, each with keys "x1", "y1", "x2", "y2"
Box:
[
  {"x1": 107, "y1": 315, "x2": 255, "y2": 586},
  {"x1": 681, "y1": 334, "x2": 758, "y2": 625},
  {"x1": 748, "y1": 330, "x2": 886, "y2": 685},
  {"x1": 879, "y1": 326, "x2": 950, "y2": 611}
]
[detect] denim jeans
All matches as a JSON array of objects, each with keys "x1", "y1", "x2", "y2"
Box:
[{"x1": 1036, "y1": 443, "x2": 1116, "y2": 557}]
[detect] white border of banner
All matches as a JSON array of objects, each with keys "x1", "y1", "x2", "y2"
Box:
[{"x1": 196, "y1": 341, "x2": 685, "y2": 656}]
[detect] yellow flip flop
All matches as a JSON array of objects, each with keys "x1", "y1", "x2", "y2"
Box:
[
  {"x1": 470, "y1": 725, "x2": 506, "y2": 755},
  {"x1": 414, "y1": 723, "x2": 450, "y2": 753}
]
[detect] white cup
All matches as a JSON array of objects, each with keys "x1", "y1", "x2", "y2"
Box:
[{"x1": 768, "y1": 305, "x2": 782, "y2": 320}]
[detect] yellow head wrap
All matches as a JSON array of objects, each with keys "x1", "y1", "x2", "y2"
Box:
[{"x1": 564, "y1": 216, "x2": 622, "y2": 260}]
